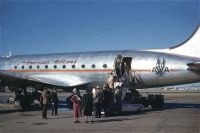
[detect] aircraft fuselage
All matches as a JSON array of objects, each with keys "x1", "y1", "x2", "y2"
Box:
[{"x1": 0, "y1": 50, "x2": 200, "y2": 89}]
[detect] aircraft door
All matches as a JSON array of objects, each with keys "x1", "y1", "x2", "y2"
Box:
[
  {"x1": 113, "y1": 55, "x2": 132, "y2": 79},
  {"x1": 121, "y1": 57, "x2": 132, "y2": 76}
]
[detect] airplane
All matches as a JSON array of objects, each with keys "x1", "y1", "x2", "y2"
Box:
[{"x1": 0, "y1": 23, "x2": 199, "y2": 109}]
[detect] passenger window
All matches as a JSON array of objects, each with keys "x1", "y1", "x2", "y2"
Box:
[
  {"x1": 103, "y1": 64, "x2": 107, "y2": 68},
  {"x1": 45, "y1": 65, "x2": 48, "y2": 69},
  {"x1": 53, "y1": 65, "x2": 57, "y2": 69},
  {"x1": 62, "y1": 65, "x2": 66, "y2": 69},
  {"x1": 14, "y1": 66, "x2": 17, "y2": 69},
  {"x1": 72, "y1": 65, "x2": 75, "y2": 69},
  {"x1": 21, "y1": 66, "x2": 24, "y2": 69},
  {"x1": 91, "y1": 64, "x2": 96, "y2": 68},
  {"x1": 29, "y1": 66, "x2": 32, "y2": 69},
  {"x1": 81, "y1": 64, "x2": 85, "y2": 69},
  {"x1": 37, "y1": 65, "x2": 40, "y2": 69}
]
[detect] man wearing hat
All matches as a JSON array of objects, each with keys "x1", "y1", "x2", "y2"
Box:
[
  {"x1": 94, "y1": 85, "x2": 104, "y2": 118},
  {"x1": 51, "y1": 88, "x2": 59, "y2": 115},
  {"x1": 41, "y1": 87, "x2": 49, "y2": 119}
]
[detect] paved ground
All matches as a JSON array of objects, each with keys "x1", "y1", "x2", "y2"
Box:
[{"x1": 0, "y1": 91, "x2": 199, "y2": 133}]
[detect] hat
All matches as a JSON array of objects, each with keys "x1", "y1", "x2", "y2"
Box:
[
  {"x1": 72, "y1": 88, "x2": 77, "y2": 94},
  {"x1": 96, "y1": 85, "x2": 100, "y2": 89}
]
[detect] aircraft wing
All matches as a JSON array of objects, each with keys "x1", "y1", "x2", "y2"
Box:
[
  {"x1": 187, "y1": 62, "x2": 200, "y2": 71},
  {"x1": 28, "y1": 74, "x2": 90, "y2": 87},
  {"x1": 0, "y1": 71, "x2": 90, "y2": 88}
]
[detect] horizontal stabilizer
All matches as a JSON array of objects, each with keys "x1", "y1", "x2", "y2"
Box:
[{"x1": 187, "y1": 62, "x2": 200, "y2": 71}]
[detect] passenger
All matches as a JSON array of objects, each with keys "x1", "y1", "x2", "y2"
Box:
[
  {"x1": 77, "y1": 88, "x2": 83, "y2": 116},
  {"x1": 14, "y1": 89, "x2": 22, "y2": 105},
  {"x1": 114, "y1": 55, "x2": 122, "y2": 78},
  {"x1": 41, "y1": 87, "x2": 49, "y2": 119},
  {"x1": 92, "y1": 87, "x2": 96, "y2": 116},
  {"x1": 122, "y1": 62, "x2": 132, "y2": 85},
  {"x1": 66, "y1": 94, "x2": 73, "y2": 110},
  {"x1": 114, "y1": 86, "x2": 122, "y2": 114},
  {"x1": 94, "y1": 85, "x2": 104, "y2": 118},
  {"x1": 103, "y1": 84, "x2": 114, "y2": 117},
  {"x1": 82, "y1": 89, "x2": 93, "y2": 123},
  {"x1": 70, "y1": 88, "x2": 81, "y2": 123},
  {"x1": 51, "y1": 89, "x2": 59, "y2": 115},
  {"x1": 106, "y1": 73, "x2": 115, "y2": 91},
  {"x1": 92, "y1": 88, "x2": 96, "y2": 99}
]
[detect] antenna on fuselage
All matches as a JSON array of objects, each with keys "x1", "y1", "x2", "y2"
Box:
[
  {"x1": 9, "y1": 50, "x2": 12, "y2": 57},
  {"x1": 3, "y1": 50, "x2": 12, "y2": 58}
]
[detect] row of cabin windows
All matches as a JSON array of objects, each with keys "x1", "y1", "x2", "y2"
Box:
[{"x1": 14, "y1": 64, "x2": 108, "y2": 70}]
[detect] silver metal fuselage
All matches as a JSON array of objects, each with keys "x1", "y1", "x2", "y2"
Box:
[{"x1": 0, "y1": 50, "x2": 200, "y2": 89}]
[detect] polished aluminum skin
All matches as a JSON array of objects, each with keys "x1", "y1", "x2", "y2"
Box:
[
  {"x1": 0, "y1": 24, "x2": 200, "y2": 89},
  {"x1": 0, "y1": 50, "x2": 200, "y2": 89}
]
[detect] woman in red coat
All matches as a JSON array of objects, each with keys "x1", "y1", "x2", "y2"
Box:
[{"x1": 70, "y1": 88, "x2": 81, "y2": 123}]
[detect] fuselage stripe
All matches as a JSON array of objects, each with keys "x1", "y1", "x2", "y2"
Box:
[
  {"x1": 6, "y1": 69, "x2": 162, "y2": 73},
  {"x1": 6, "y1": 68, "x2": 182, "y2": 73}
]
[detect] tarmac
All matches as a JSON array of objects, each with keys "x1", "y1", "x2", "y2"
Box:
[{"x1": 0, "y1": 91, "x2": 199, "y2": 133}]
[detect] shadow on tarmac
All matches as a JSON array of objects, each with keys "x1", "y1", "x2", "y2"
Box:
[
  {"x1": 163, "y1": 103, "x2": 200, "y2": 109},
  {"x1": 47, "y1": 115, "x2": 73, "y2": 119},
  {"x1": 94, "y1": 117, "x2": 140, "y2": 123},
  {"x1": 112, "y1": 102, "x2": 200, "y2": 117}
]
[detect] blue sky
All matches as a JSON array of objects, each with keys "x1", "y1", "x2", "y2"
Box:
[{"x1": 0, "y1": 0, "x2": 199, "y2": 56}]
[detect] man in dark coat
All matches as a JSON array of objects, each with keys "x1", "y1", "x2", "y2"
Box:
[
  {"x1": 82, "y1": 89, "x2": 93, "y2": 123},
  {"x1": 94, "y1": 85, "x2": 104, "y2": 118},
  {"x1": 51, "y1": 89, "x2": 59, "y2": 115}
]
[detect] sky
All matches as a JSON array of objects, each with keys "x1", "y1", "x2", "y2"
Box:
[{"x1": 0, "y1": 0, "x2": 199, "y2": 56}]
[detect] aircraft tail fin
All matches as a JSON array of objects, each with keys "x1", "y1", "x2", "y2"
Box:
[
  {"x1": 146, "y1": 24, "x2": 200, "y2": 58},
  {"x1": 169, "y1": 24, "x2": 200, "y2": 57}
]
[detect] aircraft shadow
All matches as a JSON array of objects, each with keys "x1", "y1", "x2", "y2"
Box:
[
  {"x1": 94, "y1": 117, "x2": 140, "y2": 123},
  {"x1": 47, "y1": 115, "x2": 73, "y2": 119},
  {"x1": 111, "y1": 102, "x2": 200, "y2": 117},
  {"x1": 163, "y1": 102, "x2": 200, "y2": 109}
]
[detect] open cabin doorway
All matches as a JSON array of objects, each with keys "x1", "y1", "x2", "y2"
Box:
[
  {"x1": 121, "y1": 57, "x2": 132, "y2": 76},
  {"x1": 113, "y1": 55, "x2": 132, "y2": 78}
]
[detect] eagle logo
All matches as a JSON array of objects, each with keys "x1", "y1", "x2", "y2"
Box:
[{"x1": 152, "y1": 58, "x2": 169, "y2": 76}]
